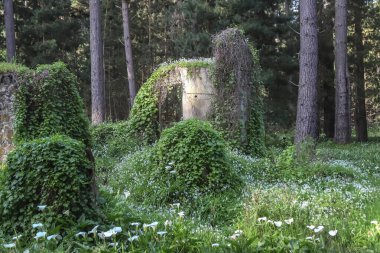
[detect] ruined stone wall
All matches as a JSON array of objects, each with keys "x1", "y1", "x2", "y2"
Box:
[{"x1": 0, "y1": 73, "x2": 17, "y2": 162}]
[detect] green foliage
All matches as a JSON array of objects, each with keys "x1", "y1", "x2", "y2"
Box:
[
  {"x1": 155, "y1": 119, "x2": 243, "y2": 202},
  {"x1": 14, "y1": 62, "x2": 91, "y2": 147},
  {"x1": 127, "y1": 59, "x2": 212, "y2": 144},
  {"x1": 0, "y1": 62, "x2": 30, "y2": 74},
  {"x1": 0, "y1": 135, "x2": 95, "y2": 232}
]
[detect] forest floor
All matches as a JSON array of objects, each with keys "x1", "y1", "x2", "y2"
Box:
[{"x1": 2, "y1": 126, "x2": 379, "y2": 252}]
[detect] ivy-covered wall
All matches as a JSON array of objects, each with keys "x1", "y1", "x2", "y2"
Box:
[{"x1": 0, "y1": 63, "x2": 30, "y2": 162}]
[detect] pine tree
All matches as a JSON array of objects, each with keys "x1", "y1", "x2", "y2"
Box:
[{"x1": 3, "y1": 0, "x2": 16, "y2": 62}]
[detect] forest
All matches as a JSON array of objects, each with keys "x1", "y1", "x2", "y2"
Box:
[{"x1": 0, "y1": 0, "x2": 379, "y2": 252}]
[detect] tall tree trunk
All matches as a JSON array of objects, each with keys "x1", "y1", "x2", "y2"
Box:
[
  {"x1": 319, "y1": 0, "x2": 335, "y2": 139},
  {"x1": 353, "y1": 0, "x2": 368, "y2": 142},
  {"x1": 295, "y1": 0, "x2": 319, "y2": 148},
  {"x1": 122, "y1": 0, "x2": 137, "y2": 108},
  {"x1": 90, "y1": 0, "x2": 106, "y2": 124},
  {"x1": 284, "y1": 0, "x2": 291, "y2": 16},
  {"x1": 4, "y1": 0, "x2": 16, "y2": 62},
  {"x1": 334, "y1": 0, "x2": 351, "y2": 143}
]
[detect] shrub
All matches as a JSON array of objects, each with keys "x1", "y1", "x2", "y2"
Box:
[
  {"x1": 0, "y1": 135, "x2": 96, "y2": 232},
  {"x1": 154, "y1": 119, "x2": 243, "y2": 203},
  {"x1": 14, "y1": 62, "x2": 91, "y2": 147}
]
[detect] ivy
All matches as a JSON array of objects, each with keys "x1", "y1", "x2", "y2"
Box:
[
  {"x1": 0, "y1": 135, "x2": 95, "y2": 232},
  {"x1": 14, "y1": 62, "x2": 91, "y2": 147}
]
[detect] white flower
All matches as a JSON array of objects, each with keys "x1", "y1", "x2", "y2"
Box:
[
  {"x1": 32, "y1": 223, "x2": 43, "y2": 228},
  {"x1": 3, "y1": 243, "x2": 16, "y2": 248},
  {"x1": 171, "y1": 203, "x2": 180, "y2": 208},
  {"x1": 314, "y1": 225, "x2": 324, "y2": 233},
  {"x1": 258, "y1": 217, "x2": 267, "y2": 222},
  {"x1": 88, "y1": 225, "x2": 99, "y2": 234},
  {"x1": 143, "y1": 221, "x2": 159, "y2": 229},
  {"x1": 102, "y1": 230, "x2": 116, "y2": 238},
  {"x1": 274, "y1": 221, "x2": 282, "y2": 227},
  {"x1": 306, "y1": 236, "x2": 314, "y2": 240},
  {"x1": 12, "y1": 235, "x2": 22, "y2": 240},
  {"x1": 212, "y1": 243, "x2": 220, "y2": 247},
  {"x1": 124, "y1": 191, "x2": 130, "y2": 199},
  {"x1": 47, "y1": 234, "x2": 62, "y2": 240},
  {"x1": 75, "y1": 232, "x2": 87, "y2": 237},
  {"x1": 306, "y1": 225, "x2": 315, "y2": 230},
  {"x1": 34, "y1": 231, "x2": 47, "y2": 239},
  {"x1": 301, "y1": 201, "x2": 309, "y2": 208},
  {"x1": 168, "y1": 161, "x2": 175, "y2": 165},
  {"x1": 284, "y1": 218, "x2": 294, "y2": 225},
  {"x1": 109, "y1": 242, "x2": 118, "y2": 247},
  {"x1": 371, "y1": 220, "x2": 378, "y2": 225},
  {"x1": 164, "y1": 220, "x2": 172, "y2": 227},
  {"x1": 157, "y1": 231, "x2": 167, "y2": 236},
  {"x1": 37, "y1": 205, "x2": 47, "y2": 211},
  {"x1": 328, "y1": 230, "x2": 338, "y2": 236},
  {"x1": 131, "y1": 222, "x2": 140, "y2": 227},
  {"x1": 165, "y1": 165, "x2": 172, "y2": 170},
  {"x1": 113, "y1": 227, "x2": 122, "y2": 233},
  {"x1": 128, "y1": 235, "x2": 139, "y2": 242},
  {"x1": 267, "y1": 220, "x2": 274, "y2": 224},
  {"x1": 178, "y1": 211, "x2": 185, "y2": 218},
  {"x1": 23, "y1": 250, "x2": 30, "y2": 253},
  {"x1": 234, "y1": 230, "x2": 243, "y2": 234},
  {"x1": 230, "y1": 233, "x2": 241, "y2": 240}
]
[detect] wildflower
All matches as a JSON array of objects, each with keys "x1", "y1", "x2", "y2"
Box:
[
  {"x1": 47, "y1": 234, "x2": 62, "y2": 240},
  {"x1": 328, "y1": 230, "x2": 338, "y2": 237},
  {"x1": 75, "y1": 232, "x2": 86, "y2": 237},
  {"x1": 267, "y1": 220, "x2": 274, "y2": 224},
  {"x1": 306, "y1": 236, "x2": 314, "y2": 240},
  {"x1": 171, "y1": 203, "x2": 180, "y2": 208},
  {"x1": 88, "y1": 225, "x2": 99, "y2": 234},
  {"x1": 306, "y1": 225, "x2": 315, "y2": 230},
  {"x1": 164, "y1": 220, "x2": 172, "y2": 227},
  {"x1": 170, "y1": 170, "x2": 177, "y2": 174},
  {"x1": 314, "y1": 225, "x2": 324, "y2": 233},
  {"x1": 165, "y1": 165, "x2": 172, "y2": 170},
  {"x1": 284, "y1": 218, "x2": 294, "y2": 225},
  {"x1": 109, "y1": 242, "x2": 118, "y2": 247},
  {"x1": 23, "y1": 250, "x2": 30, "y2": 253},
  {"x1": 212, "y1": 243, "x2": 220, "y2": 247},
  {"x1": 257, "y1": 217, "x2": 267, "y2": 222},
  {"x1": 157, "y1": 231, "x2": 167, "y2": 236},
  {"x1": 130, "y1": 222, "x2": 140, "y2": 227},
  {"x1": 274, "y1": 221, "x2": 282, "y2": 227},
  {"x1": 37, "y1": 205, "x2": 47, "y2": 211},
  {"x1": 144, "y1": 221, "x2": 159, "y2": 229},
  {"x1": 230, "y1": 233, "x2": 241, "y2": 240},
  {"x1": 113, "y1": 227, "x2": 122, "y2": 233},
  {"x1": 301, "y1": 201, "x2": 309, "y2": 208},
  {"x1": 370, "y1": 220, "x2": 378, "y2": 225},
  {"x1": 178, "y1": 211, "x2": 185, "y2": 218},
  {"x1": 34, "y1": 231, "x2": 47, "y2": 239},
  {"x1": 168, "y1": 161, "x2": 175, "y2": 165},
  {"x1": 3, "y1": 243, "x2": 16, "y2": 248},
  {"x1": 124, "y1": 191, "x2": 130, "y2": 199},
  {"x1": 32, "y1": 223, "x2": 43, "y2": 228},
  {"x1": 12, "y1": 235, "x2": 22, "y2": 240},
  {"x1": 234, "y1": 230, "x2": 243, "y2": 234},
  {"x1": 128, "y1": 235, "x2": 139, "y2": 242}
]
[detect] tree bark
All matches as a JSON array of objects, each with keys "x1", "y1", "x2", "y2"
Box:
[
  {"x1": 295, "y1": 0, "x2": 319, "y2": 147},
  {"x1": 4, "y1": 0, "x2": 16, "y2": 62},
  {"x1": 122, "y1": 0, "x2": 137, "y2": 108},
  {"x1": 90, "y1": 0, "x2": 106, "y2": 124},
  {"x1": 353, "y1": 0, "x2": 368, "y2": 142},
  {"x1": 334, "y1": 0, "x2": 351, "y2": 143}
]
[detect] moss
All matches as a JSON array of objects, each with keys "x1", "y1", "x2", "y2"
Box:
[
  {"x1": 127, "y1": 59, "x2": 213, "y2": 143},
  {"x1": 0, "y1": 62, "x2": 30, "y2": 74}
]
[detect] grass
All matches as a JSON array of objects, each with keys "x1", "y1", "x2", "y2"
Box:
[{"x1": 0, "y1": 126, "x2": 379, "y2": 252}]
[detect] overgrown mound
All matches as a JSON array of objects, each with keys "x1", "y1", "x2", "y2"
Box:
[
  {"x1": 154, "y1": 119, "x2": 242, "y2": 202},
  {"x1": 0, "y1": 135, "x2": 94, "y2": 232},
  {"x1": 212, "y1": 28, "x2": 265, "y2": 156},
  {"x1": 15, "y1": 62, "x2": 91, "y2": 146},
  {"x1": 0, "y1": 62, "x2": 96, "y2": 233}
]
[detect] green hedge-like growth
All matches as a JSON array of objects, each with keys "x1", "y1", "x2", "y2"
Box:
[
  {"x1": 14, "y1": 62, "x2": 91, "y2": 146},
  {"x1": 154, "y1": 119, "x2": 243, "y2": 202},
  {"x1": 0, "y1": 135, "x2": 95, "y2": 232}
]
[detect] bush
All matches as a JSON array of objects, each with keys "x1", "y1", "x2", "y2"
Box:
[
  {"x1": 154, "y1": 119, "x2": 243, "y2": 203},
  {"x1": 0, "y1": 135, "x2": 96, "y2": 232},
  {"x1": 14, "y1": 62, "x2": 91, "y2": 147}
]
